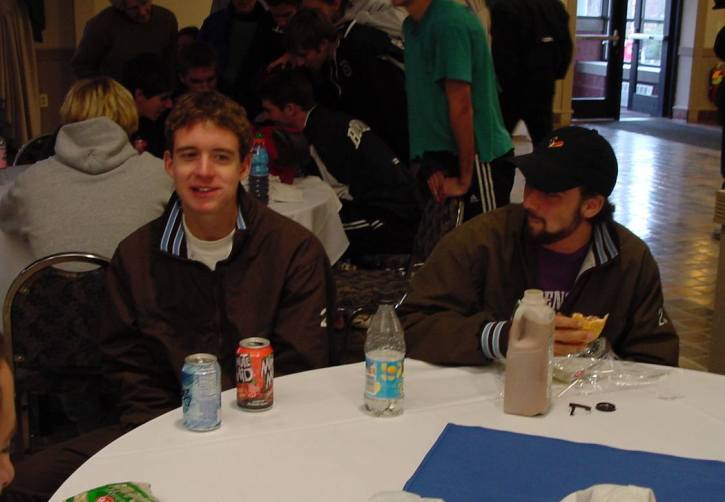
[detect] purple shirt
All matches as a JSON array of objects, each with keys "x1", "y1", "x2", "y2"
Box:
[{"x1": 536, "y1": 244, "x2": 589, "y2": 311}]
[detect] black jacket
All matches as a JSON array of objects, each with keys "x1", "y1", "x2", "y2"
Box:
[
  {"x1": 199, "y1": 3, "x2": 284, "y2": 116},
  {"x1": 322, "y1": 21, "x2": 409, "y2": 161},
  {"x1": 489, "y1": 0, "x2": 573, "y2": 88},
  {"x1": 304, "y1": 106, "x2": 419, "y2": 224}
]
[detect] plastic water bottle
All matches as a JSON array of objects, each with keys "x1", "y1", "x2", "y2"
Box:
[
  {"x1": 250, "y1": 133, "x2": 269, "y2": 204},
  {"x1": 0, "y1": 136, "x2": 7, "y2": 169},
  {"x1": 364, "y1": 301, "x2": 405, "y2": 417},
  {"x1": 504, "y1": 289, "x2": 555, "y2": 416}
]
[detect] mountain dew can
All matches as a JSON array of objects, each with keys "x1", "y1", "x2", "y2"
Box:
[{"x1": 181, "y1": 353, "x2": 221, "y2": 431}]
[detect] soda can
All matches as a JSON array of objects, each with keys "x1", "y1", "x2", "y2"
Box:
[
  {"x1": 236, "y1": 337, "x2": 273, "y2": 411},
  {"x1": 181, "y1": 353, "x2": 221, "y2": 431}
]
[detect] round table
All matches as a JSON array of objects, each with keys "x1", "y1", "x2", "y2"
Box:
[{"x1": 52, "y1": 360, "x2": 725, "y2": 501}]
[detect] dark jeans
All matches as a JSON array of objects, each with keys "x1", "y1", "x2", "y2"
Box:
[
  {"x1": 499, "y1": 80, "x2": 556, "y2": 147},
  {"x1": 2, "y1": 427, "x2": 123, "y2": 501},
  {"x1": 340, "y1": 199, "x2": 418, "y2": 259}
]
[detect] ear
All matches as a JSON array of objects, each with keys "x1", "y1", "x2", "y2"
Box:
[
  {"x1": 134, "y1": 89, "x2": 145, "y2": 102},
  {"x1": 163, "y1": 150, "x2": 175, "y2": 178},
  {"x1": 581, "y1": 193, "x2": 604, "y2": 219},
  {"x1": 283, "y1": 102, "x2": 297, "y2": 117},
  {"x1": 239, "y1": 152, "x2": 252, "y2": 180}
]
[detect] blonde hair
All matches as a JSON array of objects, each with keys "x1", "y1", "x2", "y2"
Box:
[{"x1": 59, "y1": 77, "x2": 139, "y2": 135}]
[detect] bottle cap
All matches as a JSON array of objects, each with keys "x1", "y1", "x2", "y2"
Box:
[{"x1": 522, "y1": 289, "x2": 546, "y2": 304}]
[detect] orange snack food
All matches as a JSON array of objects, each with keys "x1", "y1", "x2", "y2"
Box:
[{"x1": 571, "y1": 313, "x2": 609, "y2": 338}]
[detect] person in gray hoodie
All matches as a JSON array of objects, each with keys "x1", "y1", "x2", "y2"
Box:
[{"x1": 0, "y1": 77, "x2": 173, "y2": 261}]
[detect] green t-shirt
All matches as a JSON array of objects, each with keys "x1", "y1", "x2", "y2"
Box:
[{"x1": 403, "y1": 0, "x2": 512, "y2": 162}]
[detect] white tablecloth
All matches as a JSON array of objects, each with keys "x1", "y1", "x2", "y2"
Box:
[
  {"x1": 0, "y1": 174, "x2": 348, "y2": 305},
  {"x1": 52, "y1": 360, "x2": 725, "y2": 501},
  {"x1": 269, "y1": 176, "x2": 348, "y2": 265}
]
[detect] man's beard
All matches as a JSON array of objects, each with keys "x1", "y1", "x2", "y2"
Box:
[{"x1": 525, "y1": 209, "x2": 583, "y2": 246}]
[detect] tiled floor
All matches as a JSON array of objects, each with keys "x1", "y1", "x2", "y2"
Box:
[{"x1": 513, "y1": 120, "x2": 722, "y2": 371}]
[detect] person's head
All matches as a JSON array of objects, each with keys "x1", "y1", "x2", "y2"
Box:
[
  {"x1": 110, "y1": 0, "x2": 153, "y2": 24},
  {"x1": 60, "y1": 77, "x2": 139, "y2": 136},
  {"x1": 512, "y1": 127, "x2": 618, "y2": 250},
  {"x1": 121, "y1": 53, "x2": 174, "y2": 121},
  {"x1": 231, "y1": 0, "x2": 258, "y2": 14},
  {"x1": 259, "y1": 70, "x2": 316, "y2": 128},
  {"x1": 286, "y1": 9, "x2": 338, "y2": 70},
  {"x1": 268, "y1": 0, "x2": 301, "y2": 30},
  {"x1": 177, "y1": 26, "x2": 200, "y2": 52},
  {"x1": 300, "y1": 0, "x2": 347, "y2": 23},
  {"x1": 177, "y1": 42, "x2": 219, "y2": 93},
  {"x1": 0, "y1": 341, "x2": 16, "y2": 493},
  {"x1": 164, "y1": 92, "x2": 253, "y2": 239}
]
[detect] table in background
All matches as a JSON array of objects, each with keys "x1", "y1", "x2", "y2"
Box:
[
  {"x1": 52, "y1": 360, "x2": 725, "y2": 501},
  {"x1": 269, "y1": 176, "x2": 348, "y2": 265},
  {"x1": 0, "y1": 173, "x2": 348, "y2": 304}
]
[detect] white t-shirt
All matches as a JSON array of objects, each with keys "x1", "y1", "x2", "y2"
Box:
[{"x1": 183, "y1": 217, "x2": 235, "y2": 271}]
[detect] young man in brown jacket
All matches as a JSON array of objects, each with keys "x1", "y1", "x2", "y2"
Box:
[
  {"x1": 5, "y1": 91, "x2": 335, "y2": 501},
  {"x1": 398, "y1": 126, "x2": 679, "y2": 367}
]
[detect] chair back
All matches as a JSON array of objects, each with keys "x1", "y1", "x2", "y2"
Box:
[
  {"x1": 2, "y1": 252, "x2": 114, "y2": 455},
  {"x1": 12, "y1": 133, "x2": 55, "y2": 166},
  {"x1": 409, "y1": 197, "x2": 464, "y2": 267}
]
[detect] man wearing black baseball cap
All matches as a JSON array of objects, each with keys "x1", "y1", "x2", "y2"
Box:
[{"x1": 398, "y1": 126, "x2": 679, "y2": 367}]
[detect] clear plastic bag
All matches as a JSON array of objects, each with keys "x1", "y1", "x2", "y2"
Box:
[{"x1": 553, "y1": 339, "x2": 671, "y2": 397}]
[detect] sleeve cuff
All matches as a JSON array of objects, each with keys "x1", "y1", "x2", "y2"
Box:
[{"x1": 481, "y1": 321, "x2": 510, "y2": 361}]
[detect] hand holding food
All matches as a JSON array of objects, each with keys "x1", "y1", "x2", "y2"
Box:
[
  {"x1": 571, "y1": 313, "x2": 609, "y2": 338},
  {"x1": 553, "y1": 313, "x2": 609, "y2": 357}
]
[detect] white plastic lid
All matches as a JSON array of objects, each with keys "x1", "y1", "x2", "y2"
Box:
[{"x1": 521, "y1": 289, "x2": 546, "y2": 305}]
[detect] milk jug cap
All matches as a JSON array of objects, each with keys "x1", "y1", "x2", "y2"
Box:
[{"x1": 522, "y1": 289, "x2": 546, "y2": 305}]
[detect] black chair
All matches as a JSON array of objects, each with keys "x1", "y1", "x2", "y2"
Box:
[
  {"x1": 12, "y1": 133, "x2": 55, "y2": 166},
  {"x1": 2, "y1": 252, "x2": 116, "y2": 457},
  {"x1": 333, "y1": 197, "x2": 464, "y2": 363}
]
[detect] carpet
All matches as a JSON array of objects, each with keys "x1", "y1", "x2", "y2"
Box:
[{"x1": 596, "y1": 119, "x2": 720, "y2": 150}]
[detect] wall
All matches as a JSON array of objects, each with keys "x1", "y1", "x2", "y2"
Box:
[
  {"x1": 77, "y1": 0, "x2": 209, "y2": 42},
  {"x1": 552, "y1": 0, "x2": 575, "y2": 128},
  {"x1": 673, "y1": 0, "x2": 725, "y2": 123},
  {"x1": 35, "y1": 0, "x2": 77, "y2": 134}
]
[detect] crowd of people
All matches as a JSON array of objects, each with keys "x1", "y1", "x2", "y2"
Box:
[{"x1": 0, "y1": 0, "x2": 681, "y2": 500}]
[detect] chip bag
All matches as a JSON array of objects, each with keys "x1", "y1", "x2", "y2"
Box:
[{"x1": 65, "y1": 482, "x2": 158, "y2": 502}]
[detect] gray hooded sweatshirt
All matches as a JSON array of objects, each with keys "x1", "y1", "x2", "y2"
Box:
[{"x1": 0, "y1": 117, "x2": 173, "y2": 260}]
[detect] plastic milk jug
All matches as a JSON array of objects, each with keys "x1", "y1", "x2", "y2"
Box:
[{"x1": 504, "y1": 289, "x2": 555, "y2": 416}]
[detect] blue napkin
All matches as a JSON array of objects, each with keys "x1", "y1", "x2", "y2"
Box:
[{"x1": 404, "y1": 424, "x2": 725, "y2": 502}]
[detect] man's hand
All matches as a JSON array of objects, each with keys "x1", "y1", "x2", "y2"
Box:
[
  {"x1": 267, "y1": 52, "x2": 293, "y2": 72},
  {"x1": 427, "y1": 174, "x2": 470, "y2": 203},
  {"x1": 554, "y1": 314, "x2": 599, "y2": 356}
]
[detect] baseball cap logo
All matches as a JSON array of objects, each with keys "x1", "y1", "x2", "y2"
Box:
[{"x1": 548, "y1": 137, "x2": 565, "y2": 148}]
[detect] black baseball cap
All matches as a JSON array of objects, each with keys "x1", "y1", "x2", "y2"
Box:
[{"x1": 511, "y1": 126, "x2": 618, "y2": 196}]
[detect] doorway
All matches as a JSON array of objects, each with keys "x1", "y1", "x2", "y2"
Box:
[{"x1": 572, "y1": 0, "x2": 680, "y2": 120}]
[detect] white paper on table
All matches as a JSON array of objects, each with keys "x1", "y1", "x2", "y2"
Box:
[
  {"x1": 269, "y1": 178, "x2": 303, "y2": 203},
  {"x1": 560, "y1": 484, "x2": 656, "y2": 502}
]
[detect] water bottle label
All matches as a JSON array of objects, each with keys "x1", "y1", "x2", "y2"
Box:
[{"x1": 365, "y1": 357, "x2": 404, "y2": 400}]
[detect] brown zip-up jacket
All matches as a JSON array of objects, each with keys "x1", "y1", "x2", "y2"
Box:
[
  {"x1": 100, "y1": 188, "x2": 335, "y2": 429},
  {"x1": 398, "y1": 204, "x2": 679, "y2": 366}
]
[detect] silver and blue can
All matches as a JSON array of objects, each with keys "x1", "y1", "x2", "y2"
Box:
[{"x1": 181, "y1": 353, "x2": 221, "y2": 431}]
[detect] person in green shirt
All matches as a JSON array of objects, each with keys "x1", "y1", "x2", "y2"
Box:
[{"x1": 395, "y1": 0, "x2": 514, "y2": 219}]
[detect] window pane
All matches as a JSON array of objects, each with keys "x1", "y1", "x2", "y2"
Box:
[
  {"x1": 627, "y1": 0, "x2": 636, "y2": 19},
  {"x1": 644, "y1": 0, "x2": 666, "y2": 21},
  {"x1": 577, "y1": 0, "x2": 604, "y2": 17}
]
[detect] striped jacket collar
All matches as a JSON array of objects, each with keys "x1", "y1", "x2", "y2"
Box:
[
  {"x1": 576, "y1": 221, "x2": 620, "y2": 279},
  {"x1": 159, "y1": 192, "x2": 246, "y2": 258}
]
